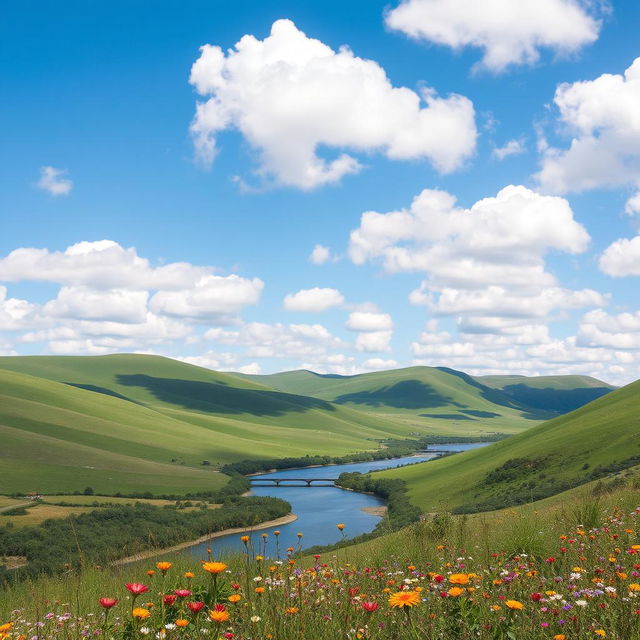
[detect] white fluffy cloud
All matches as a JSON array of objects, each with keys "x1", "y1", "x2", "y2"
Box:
[
  {"x1": 537, "y1": 58, "x2": 640, "y2": 194},
  {"x1": 346, "y1": 311, "x2": 393, "y2": 332},
  {"x1": 493, "y1": 139, "x2": 525, "y2": 161},
  {"x1": 150, "y1": 275, "x2": 263, "y2": 321},
  {"x1": 189, "y1": 19, "x2": 476, "y2": 189},
  {"x1": 205, "y1": 321, "x2": 344, "y2": 359},
  {"x1": 43, "y1": 287, "x2": 149, "y2": 324},
  {"x1": 349, "y1": 186, "x2": 589, "y2": 279},
  {"x1": 385, "y1": 0, "x2": 601, "y2": 73},
  {"x1": 355, "y1": 330, "x2": 392, "y2": 353},
  {"x1": 309, "y1": 245, "x2": 331, "y2": 265},
  {"x1": 578, "y1": 309, "x2": 640, "y2": 349},
  {"x1": 37, "y1": 166, "x2": 73, "y2": 196},
  {"x1": 283, "y1": 287, "x2": 344, "y2": 312},
  {"x1": 599, "y1": 236, "x2": 640, "y2": 277},
  {"x1": 0, "y1": 240, "x2": 211, "y2": 291},
  {"x1": 0, "y1": 286, "x2": 36, "y2": 331}
]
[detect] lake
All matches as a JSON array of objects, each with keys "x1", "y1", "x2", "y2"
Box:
[{"x1": 188, "y1": 442, "x2": 489, "y2": 559}]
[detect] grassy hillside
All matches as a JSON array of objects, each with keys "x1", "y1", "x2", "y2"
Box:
[
  {"x1": 245, "y1": 366, "x2": 550, "y2": 435},
  {"x1": 377, "y1": 378, "x2": 640, "y2": 513},
  {"x1": 476, "y1": 373, "x2": 615, "y2": 414},
  {"x1": 0, "y1": 356, "x2": 428, "y2": 495}
]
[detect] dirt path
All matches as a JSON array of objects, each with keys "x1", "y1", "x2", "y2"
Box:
[{"x1": 112, "y1": 513, "x2": 298, "y2": 566}]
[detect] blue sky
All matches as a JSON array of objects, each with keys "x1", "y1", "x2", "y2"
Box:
[{"x1": 1, "y1": 0, "x2": 640, "y2": 384}]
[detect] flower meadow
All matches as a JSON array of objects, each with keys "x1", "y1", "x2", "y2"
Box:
[{"x1": 5, "y1": 505, "x2": 640, "y2": 639}]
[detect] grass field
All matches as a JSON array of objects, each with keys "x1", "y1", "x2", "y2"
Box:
[
  {"x1": 0, "y1": 356, "x2": 431, "y2": 495},
  {"x1": 377, "y1": 378, "x2": 640, "y2": 513},
  {"x1": 246, "y1": 366, "x2": 612, "y2": 434}
]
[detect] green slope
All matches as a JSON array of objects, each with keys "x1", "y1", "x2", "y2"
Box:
[
  {"x1": 245, "y1": 366, "x2": 550, "y2": 435},
  {"x1": 0, "y1": 355, "x2": 430, "y2": 494},
  {"x1": 378, "y1": 378, "x2": 640, "y2": 513},
  {"x1": 476, "y1": 374, "x2": 615, "y2": 414}
]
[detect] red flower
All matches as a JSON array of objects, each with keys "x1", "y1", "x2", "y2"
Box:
[
  {"x1": 174, "y1": 589, "x2": 191, "y2": 598},
  {"x1": 546, "y1": 557, "x2": 556, "y2": 564},
  {"x1": 99, "y1": 598, "x2": 118, "y2": 609},
  {"x1": 361, "y1": 602, "x2": 379, "y2": 612},
  {"x1": 187, "y1": 602, "x2": 205, "y2": 613},
  {"x1": 223, "y1": 634, "x2": 234, "y2": 639},
  {"x1": 213, "y1": 604, "x2": 227, "y2": 612},
  {"x1": 349, "y1": 587, "x2": 360, "y2": 597},
  {"x1": 163, "y1": 595, "x2": 177, "y2": 606},
  {"x1": 434, "y1": 574, "x2": 444, "y2": 583},
  {"x1": 231, "y1": 583, "x2": 241, "y2": 591},
  {"x1": 531, "y1": 593, "x2": 542, "y2": 601},
  {"x1": 126, "y1": 583, "x2": 148, "y2": 595}
]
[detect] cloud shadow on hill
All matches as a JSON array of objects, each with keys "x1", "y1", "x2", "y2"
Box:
[
  {"x1": 334, "y1": 379, "x2": 462, "y2": 409},
  {"x1": 116, "y1": 374, "x2": 336, "y2": 417}
]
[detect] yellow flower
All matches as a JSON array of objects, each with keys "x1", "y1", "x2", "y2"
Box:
[
  {"x1": 505, "y1": 600, "x2": 524, "y2": 610},
  {"x1": 388, "y1": 590, "x2": 421, "y2": 608},
  {"x1": 449, "y1": 573, "x2": 470, "y2": 585},
  {"x1": 228, "y1": 594, "x2": 241, "y2": 603},
  {"x1": 618, "y1": 572, "x2": 628, "y2": 580},
  {"x1": 629, "y1": 584, "x2": 640, "y2": 592},
  {"x1": 447, "y1": 587, "x2": 465, "y2": 597},
  {"x1": 490, "y1": 605, "x2": 502, "y2": 611},
  {"x1": 156, "y1": 561, "x2": 172, "y2": 572},
  {"x1": 209, "y1": 610, "x2": 230, "y2": 623},
  {"x1": 202, "y1": 561, "x2": 227, "y2": 574},
  {"x1": 594, "y1": 631, "x2": 606, "y2": 638},
  {"x1": 175, "y1": 619, "x2": 189, "y2": 628},
  {"x1": 0, "y1": 625, "x2": 13, "y2": 633},
  {"x1": 132, "y1": 608, "x2": 151, "y2": 620}
]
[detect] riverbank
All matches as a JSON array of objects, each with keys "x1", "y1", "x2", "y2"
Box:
[{"x1": 111, "y1": 513, "x2": 298, "y2": 566}]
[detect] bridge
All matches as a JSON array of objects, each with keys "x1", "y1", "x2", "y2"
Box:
[{"x1": 249, "y1": 477, "x2": 339, "y2": 487}]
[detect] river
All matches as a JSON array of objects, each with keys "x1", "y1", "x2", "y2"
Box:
[{"x1": 188, "y1": 442, "x2": 489, "y2": 559}]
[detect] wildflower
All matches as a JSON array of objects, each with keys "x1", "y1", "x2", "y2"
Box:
[
  {"x1": 174, "y1": 590, "x2": 191, "y2": 598},
  {"x1": 594, "y1": 631, "x2": 606, "y2": 637},
  {"x1": 175, "y1": 620, "x2": 188, "y2": 628},
  {"x1": 449, "y1": 574, "x2": 470, "y2": 585},
  {"x1": 361, "y1": 602, "x2": 379, "y2": 612},
  {"x1": 187, "y1": 602, "x2": 205, "y2": 613},
  {"x1": 250, "y1": 616, "x2": 261, "y2": 622},
  {"x1": 337, "y1": 523, "x2": 345, "y2": 530},
  {"x1": 126, "y1": 583, "x2": 149, "y2": 595},
  {"x1": 274, "y1": 530, "x2": 280, "y2": 536},
  {"x1": 255, "y1": 587, "x2": 265, "y2": 594},
  {"x1": 447, "y1": 587, "x2": 465, "y2": 597},
  {"x1": 506, "y1": 600, "x2": 524, "y2": 610},
  {"x1": 156, "y1": 561, "x2": 172, "y2": 573},
  {"x1": 184, "y1": 572, "x2": 195, "y2": 579},
  {"x1": 630, "y1": 584, "x2": 640, "y2": 592},
  {"x1": 228, "y1": 595, "x2": 241, "y2": 604},
  {"x1": 0, "y1": 625, "x2": 12, "y2": 633},
  {"x1": 202, "y1": 562, "x2": 227, "y2": 574},
  {"x1": 297, "y1": 532, "x2": 303, "y2": 538},
  {"x1": 554, "y1": 635, "x2": 567, "y2": 640},
  {"x1": 208, "y1": 610, "x2": 230, "y2": 623},
  {"x1": 285, "y1": 607, "x2": 299, "y2": 615},
  {"x1": 132, "y1": 608, "x2": 151, "y2": 620},
  {"x1": 389, "y1": 591, "x2": 420, "y2": 608},
  {"x1": 147, "y1": 570, "x2": 155, "y2": 577},
  {"x1": 240, "y1": 535, "x2": 250, "y2": 544},
  {"x1": 163, "y1": 595, "x2": 177, "y2": 606},
  {"x1": 99, "y1": 598, "x2": 118, "y2": 609}
]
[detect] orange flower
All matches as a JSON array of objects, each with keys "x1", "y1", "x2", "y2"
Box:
[
  {"x1": 228, "y1": 594, "x2": 241, "y2": 603},
  {"x1": 175, "y1": 619, "x2": 189, "y2": 627},
  {"x1": 594, "y1": 631, "x2": 606, "y2": 638},
  {"x1": 336, "y1": 523, "x2": 345, "y2": 530},
  {"x1": 184, "y1": 572, "x2": 195, "y2": 579},
  {"x1": 285, "y1": 607, "x2": 299, "y2": 615},
  {"x1": 449, "y1": 573, "x2": 470, "y2": 585},
  {"x1": 209, "y1": 610, "x2": 230, "y2": 623},
  {"x1": 447, "y1": 587, "x2": 465, "y2": 597},
  {"x1": 132, "y1": 608, "x2": 151, "y2": 620},
  {"x1": 554, "y1": 635, "x2": 566, "y2": 640},
  {"x1": 0, "y1": 625, "x2": 13, "y2": 633},
  {"x1": 240, "y1": 535, "x2": 250, "y2": 543},
  {"x1": 156, "y1": 562, "x2": 172, "y2": 573},
  {"x1": 255, "y1": 587, "x2": 265, "y2": 594},
  {"x1": 505, "y1": 600, "x2": 524, "y2": 610},
  {"x1": 202, "y1": 561, "x2": 227, "y2": 574},
  {"x1": 388, "y1": 590, "x2": 421, "y2": 608}
]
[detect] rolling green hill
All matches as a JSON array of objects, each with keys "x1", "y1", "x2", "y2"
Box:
[
  {"x1": 0, "y1": 355, "x2": 429, "y2": 495},
  {"x1": 476, "y1": 374, "x2": 615, "y2": 414},
  {"x1": 244, "y1": 366, "x2": 555, "y2": 435},
  {"x1": 377, "y1": 378, "x2": 640, "y2": 513}
]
